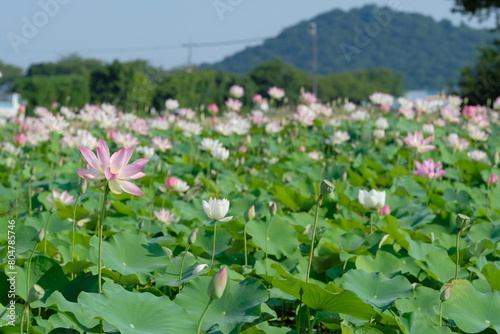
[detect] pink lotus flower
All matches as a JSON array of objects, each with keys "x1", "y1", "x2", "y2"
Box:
[
  {"x1": 300, "y1": 91, "x2": 317, "y2": 105},
  {"x1": 208, "y1": 104, "x2": 219, "y2": 114},
  {"x1": 151, "y1": 137, "x2": 173, "y2": 152},
  {"x1": 47, "y1": 190, "x2": 75, "y2": 205},
  {"x1": 462, "y1": 105, "x2": 477, "y2": 119},
  {"x1": 378, "y1": 205, "x2": 391, "y2": 216},
  {"x1": 489, "y1": 174, "x2": 499, "y2": 185},
  {"x1": 154, "y1": 209, "x2": 176, "y2": 224},
  {"x1": 404, "y1": 131, "x2": 435, "y2": 153},
  {"x1": 225, "y1": 98, "x2": 243, "y2": 112},
  {"x1": 77, "y1": 139, "x2": 148, "y2": 196},
  {"x1": 14, "y1": 133, "x2": 27, "y2": 146},
  {"x1": 414, "y1": 159, "x2": 446, "y2": 179},
  {"x1": 380, "y1": 104, "x2": 391, "y2": 112},
  {"x1": 268, "y1": 86, "x2": 285, "y2": 100},
  {"x1": 164, "y1": 176, "x2": 190, "y2": 193},
  {"x1": 252, "y1": 94, "x2": 263, "y2": 104},
  {"x1": 229, "y1": 85, "x2": 244, "y2": 98}
]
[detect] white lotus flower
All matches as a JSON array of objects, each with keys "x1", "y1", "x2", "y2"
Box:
[
  {"x1": 358, "y1": 189, "x2": 386, "y2": 209},
  {"x1": 212, "y1": 146, "x2": 229, "y2": 161},
  {"x1": 165, "y1": 99, "x2": 179, "y2": 110},
  {"x1": 202, "y1": 198, "x2": 233, "y2": 222}
]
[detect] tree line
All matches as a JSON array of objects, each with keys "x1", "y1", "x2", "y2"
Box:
[{"x1": 0, "y1": 55, "x2": 404, "y2": 114}]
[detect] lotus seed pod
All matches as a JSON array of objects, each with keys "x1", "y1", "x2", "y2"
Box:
[
  {"x1": 456, "y1": 214, "x2": 471, "y2": 231},
  {"x1": 188, "y1": 228, "x2": 199, "y2": 245},
  {"x1": 244, "y1": 205, "x2": 255, "y2": 222},
  {"x1": 320, "y1": 179, "x2": 335, "y2": 196},
  {"x1": 208, "y1": 266, "x2": 228, "y2": 299},
  {"x1": 27, "y1": 284, "x2": 45, "y2": 303}
]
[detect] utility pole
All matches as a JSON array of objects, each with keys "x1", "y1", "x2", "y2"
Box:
[
  {"x1": 309, "y1": 22, "x2": 318, "y2": 96},
  {"x1": 183, "y1": 40, "x2": 193, "y2": 73}
]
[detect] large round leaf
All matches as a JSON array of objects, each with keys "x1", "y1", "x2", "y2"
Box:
[
  {"x1": 89, "y1": 232, "x2": 168, "y2": 284},
  {"x1": 443, "y1": 279, "x2": 500, "y2": 333},
  {"x1": 246, "y1": 215, "x2": 299, "y2": 258},
  {"x1": 342, "y1": 269, "x2": 413, "y2": 310},
  {"x1": 175, "y1": 276, "x2": 268, "y2": 334},
  {"x1": 47, "y1": 281, "x2": 195, "y2": 333}
]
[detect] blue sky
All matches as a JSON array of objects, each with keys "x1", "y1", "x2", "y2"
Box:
[{"x1": 0, "y1": 0, "x2": 493, "y2": 71}]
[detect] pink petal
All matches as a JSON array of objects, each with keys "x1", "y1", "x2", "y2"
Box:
[
  {"x1": 117, "y1": 180, "x2": 144, "y2": 196},
  {"x1": 79, "y1": 147, "x2": 100, "y2": 171},
  {"x1": 97, "y1": 146, "x2": 110, "y2": 169},
  {"x1": 131, "y1": 158, "x2": 149, "y2": 166},
  {"x1": 108, "y1": 180, "x2": 122, "y2": 194},
  {"x1": 109, "y1": 148, "x2": 133, "y2": 173},
  {"x1": 97, "y1": 139, "x2": 110, "y2": 157},
  {"x1": 119, "y1": 164, "x2": 145, "y2": 179},
  {"x1": 77, "y1": 168, "x2": 102, "y2": 180},
  {"x1": 104, "y1": 167, "x2": 119, "y2": 181}
]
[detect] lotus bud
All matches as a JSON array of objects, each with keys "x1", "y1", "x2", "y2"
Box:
[
  {"x1": 165, "y1": 176, "x2": 178, "y2": 190},
  {"x1": 440, "y1": 284, "x2": 452, "y2": 301},
  {"x1": 456, "y1": 214, "x2": 470, "y2": 231},
  {"x1": 27, "y1": 284, "x2": 45, "y2": 303},
  {"x1": 188, "y1": 228, "x2": 199, "y2": 245},
  {"x1": 36, "y1": 228, "x2": 45, "y2": 243},
  {"x1": 244, "y1": 205, "x2": 255, "y2": 222},
  {"x1": 378, "y1": 205, "x2": 391, "y2": 216},
  {"x1": 269, "y1": 202, "x2": 277, "y2": 216},
  {"x1": 80, "y1": 179, "x2": 87, "y2": 195},
  {"x1": 488, "y1": 174, "x2": 498, "y2": 185},
  {"x1": 208, "y1": 266, "x2": 227, "y2": 299},
  {"x1": 320, "y1": 180, "x2": 335, "y2": 196},
  {"x1": 193, "y1": 264, "x2": 208, "y2": 275},
  {"x1": 494, "y1": 152, "x2": 499, "y2": 166}
]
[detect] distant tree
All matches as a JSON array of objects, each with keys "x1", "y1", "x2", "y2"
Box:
[
  {"x1": 27, "y1": 53, "x2": 105, "y2": 78},
  {"x1": 152, "y1": 68, "x2": 255, "y2": 110},
  {"x1": 15, "y1": 74, "x2": 90, "y2": 110},
  {"x1": 90, "y1": 60, "x2": 154, "y2": 113},
  {"x1": 318, "y1": 68, "x2": 404, "y2": 103},
  {"x1": 453, "y1": 0, "x2": 500, "y2": 27},
  {"x1": 458, "y1": 42, "x2": 500, "y2": 105},
  {"x1": 0, "y1": 60, "x2": 23, "y2": 92},
  {"x1": 453, "y1": 0, "x2": 500, "y2": 104},
  {"x1": 248, "y1": 59, "x2": 310, "y2": 103}
]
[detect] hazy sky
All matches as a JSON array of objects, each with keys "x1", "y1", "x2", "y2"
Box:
[{"x1": 0, "y1": 0, "x2": 493, "y2": 71}]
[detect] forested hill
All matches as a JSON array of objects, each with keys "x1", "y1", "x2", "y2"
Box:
[{"x1": 208, "y1": 5, "x2": 498, "y2": 89}]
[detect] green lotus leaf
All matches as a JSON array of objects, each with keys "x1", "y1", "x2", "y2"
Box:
[
  {"x1": 443, "y1": 279, "x2": 500, "y2": 333},
  {"x1": 175, "y1": 276, "x2": 268, "y2": 334},
  {"x1": 342, "y1": 269, "x2": 413, "y2": 310}
]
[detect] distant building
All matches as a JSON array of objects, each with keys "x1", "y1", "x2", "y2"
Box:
[{"x1": 0, "y1": 93, "x2": 22, "y2": 118}]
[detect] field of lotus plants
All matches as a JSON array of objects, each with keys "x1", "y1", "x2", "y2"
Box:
[{"x1": 0, "y1": 86, "x2": 499, "y2": 334}]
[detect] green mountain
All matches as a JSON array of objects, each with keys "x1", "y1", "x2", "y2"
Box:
[{"x1": 208, "y1": 5, "x2": 498, "y2": 89}]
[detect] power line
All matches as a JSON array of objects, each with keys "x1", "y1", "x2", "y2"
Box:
[
  {"x1": 0, "y1": 36, "x2": 270, "y2": 54},
  {"x1": 185, "y1": 36, "x2": 269, "y2": 48}
]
